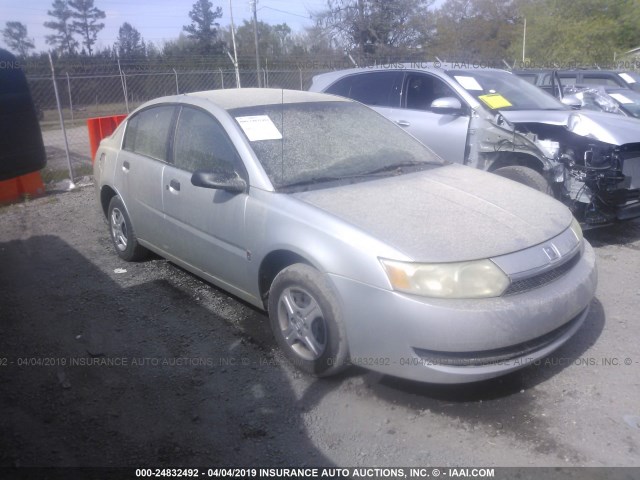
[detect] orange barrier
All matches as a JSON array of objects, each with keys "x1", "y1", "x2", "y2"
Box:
[
  {"x1": 0, "y1": 178, "x2": 21, "y2": 203},
  {"x1": 0, "y1": 171, "x2": 45, "y2": 204},
  {"x1": 87, "y1": 114, "x2": 127, "y2": 162}
]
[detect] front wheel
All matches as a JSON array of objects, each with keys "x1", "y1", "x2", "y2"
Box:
[
  {"x1": 268, "y1": 263, "x2": 349, "y2": 377},
  {"x1": 493, "y1": 165, "x2": 552, "y2": 195}
]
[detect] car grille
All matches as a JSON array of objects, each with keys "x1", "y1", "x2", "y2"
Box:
[
  {"x1": 503, "y1": 252, "x2": 581, "y2": 296},
  {"x1": 412, "y1": 308, "x2": 586, "y2": 367}
]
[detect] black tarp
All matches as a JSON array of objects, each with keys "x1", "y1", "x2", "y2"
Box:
[{"x1": 0, "y1": 48, "x2": 46, "y2": 181}]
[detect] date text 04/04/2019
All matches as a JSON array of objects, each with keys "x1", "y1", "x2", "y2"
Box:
[{"x1": 134, "y1": 468, "x2": 496, "y2": 478}]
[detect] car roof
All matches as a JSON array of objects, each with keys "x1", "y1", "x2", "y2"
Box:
[
  {"x1": 310, "y1": 62, "x2": 509, "y2": 91},
  {"x1": 185, "y1": 88, "x2": 348, "y2": 110},
  {"x1": 315, "y1": 62, "x2": 506, "y2": 76},
  {"x1": 513, "y1": 68, "x2": 636, "y2": 75}
]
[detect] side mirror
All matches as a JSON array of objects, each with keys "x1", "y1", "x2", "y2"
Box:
[
  {"x1": 561, "y1": 94, "x2": 582, "y2": 110},
  {"x1": 191, "y1": 170, "x2": 246, "y2": 193},
  {"x1": 430, "y1": 97, "x2": 464, "y2": 115}
]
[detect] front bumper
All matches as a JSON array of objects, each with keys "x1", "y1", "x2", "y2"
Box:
[{"x1": 330, "y1": 242, "x2": 597, "y2": 383}]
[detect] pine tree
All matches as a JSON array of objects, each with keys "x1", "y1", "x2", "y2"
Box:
[
  {"x1": 69, "y1": 0, "x2": 105, "y2": 56},
  {"x1": 44, "y1": 0, "x2": 78, "y2": 55},
  {"x1": 183, "y1": 0, "x2": 225, "y2": 54},
  {"x1": 2, "y1": 21, "x2": 35, "y2": 57}
]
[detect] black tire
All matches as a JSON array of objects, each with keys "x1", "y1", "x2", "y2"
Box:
[
  {"x1": 268, "y1": 263, "x2": 349, "y2": 377},
  {"x1": 493, "y1": 165, "x2": 552, "y2": 195},
  {"x1": 107, "y1": 196, "x2": 148, "y2": 262}
]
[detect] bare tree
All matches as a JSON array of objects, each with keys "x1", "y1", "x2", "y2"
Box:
[
  {"x1": 314, "y1": 0, "x2": 433, "y2": 59},
  {"x1": 2, "y1": 21, "x2": 35, "y2": 57},
  {"x1": 432, "y1": 0, "x2": 519, "y2": 62}
]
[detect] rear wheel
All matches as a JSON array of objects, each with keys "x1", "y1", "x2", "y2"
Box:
[
  {"x1": 268, "y1": 263, "x2": 349, "y2": 377},
  {"x1": 107, "y1": 196, "x2": 148, "y2": 261},
  {"x1": 493, "y1": 165, "x2": 552, "y2": 195}
]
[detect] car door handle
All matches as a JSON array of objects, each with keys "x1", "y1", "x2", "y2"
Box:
[
  {"x1": 122, "y1": 161, "x2": 130, "y2": 172},
  {"x1": 396, "y1": 120, "x2": 411, "y2": 127},
  {"x1": 167, "y1": 179, "x2": 180, "y2": 192}
]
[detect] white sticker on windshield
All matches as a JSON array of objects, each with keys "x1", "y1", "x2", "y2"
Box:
[
  {"x1": 454, "y1": 75, "x2": 483, "y2": 91},
  {"x1": 609, "y1": 93, "x2": 633, "y2": 104},
  {"x1": 618, "y1": 73, "x2": 637, "y2": 84},
  {"x1": 235, "y1": 115, "x2": 283, "y2": 141}
]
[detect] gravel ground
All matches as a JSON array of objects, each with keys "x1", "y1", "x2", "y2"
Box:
[{"x1": 1, "y1": 184, "x2": 639, "y2": 470}]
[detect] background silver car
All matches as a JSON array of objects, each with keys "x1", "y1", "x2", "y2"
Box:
[
  {"x1": 94, "y1": 88, "x2": 597, "y2": 383},
  {"x1": 310, "y1": 64, "x2": 640, "y2": 227}
]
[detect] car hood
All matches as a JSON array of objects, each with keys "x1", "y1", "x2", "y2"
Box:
[
  {"x1": 293, "y1": 164, "x2": 572, "y2": 262},
  {"x1": 499, "y1": 109, "x2": 640, "y2": 146}
]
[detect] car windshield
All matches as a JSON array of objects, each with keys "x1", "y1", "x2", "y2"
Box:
[
  {"x1": 606, "y1": 88, "x2": 640, "y2": 118},
  {"x1": 618, "y1": 72, "x2": 640, "y2": 92},
  {"x1": 230, "y1": 100, "x2": 444, "y2": 190},
  {"x1": 447, "y1": 69, "x2": 567, "y2": 111}
]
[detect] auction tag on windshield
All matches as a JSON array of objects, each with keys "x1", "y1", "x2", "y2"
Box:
[
  {"x1": 609, "y1": 93, "x2": 633, "y2": 104},
  {"x1": 618, "y1": 73, "x2": 637, "y2": 84},
  {"x1": 235, "y1": 115, "x2": 283, "y2": 141},
  {"x1": 454, "y1": 76, "x2": 483, "y2": 91},
  {"x1": 478, "y1": 93, "x2": 512, "y2": 109}
]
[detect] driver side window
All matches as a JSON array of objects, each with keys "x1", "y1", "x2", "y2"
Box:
[
  {"x1": 173, "y1": 107, "x2": 240, "y2": 175},
  {"x1": 404, "y1": 74, "x2": 459, "y2": 111}
]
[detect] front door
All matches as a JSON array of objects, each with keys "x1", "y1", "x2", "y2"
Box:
[
  {"x1": 390, "y1": 73, "x2": 470, "y2": 163},
  {"x1": 161, "y1": 106, "x2": 250, "y2": 292}
]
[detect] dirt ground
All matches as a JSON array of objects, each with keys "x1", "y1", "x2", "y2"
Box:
[{"x1": 1, "y1": 184, "x2": 640, "y2": 471}]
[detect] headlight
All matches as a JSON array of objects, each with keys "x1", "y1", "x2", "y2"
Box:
[
  {"x1": 569, "y1": 216, "x2": 583, "y2": 244},
  {"x1": 380, "y1": 258, "x2": 510, "y2": 299}
]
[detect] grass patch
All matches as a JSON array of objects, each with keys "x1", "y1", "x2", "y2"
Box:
[
  {"x1": 39, "y1": 102, "x2": 140, "y2": 131},
  {"x1": 41, "y1": 163, "x2": 93, "y2": 183}
]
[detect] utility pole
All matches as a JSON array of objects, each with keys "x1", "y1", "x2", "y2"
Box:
[
  {"x1": 229, "y1": 0, "x2": 241, "y2": 87},
  {"x1": 522, "y1": 17, "x2": 526, "y2": 63},
  {"x1": 251, "y1": 0, "x2": 261, "y2": 87}
]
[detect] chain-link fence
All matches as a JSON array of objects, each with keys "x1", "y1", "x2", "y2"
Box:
[{"x1": 26, "y1": 60, "x2": 331, "y2": 182}]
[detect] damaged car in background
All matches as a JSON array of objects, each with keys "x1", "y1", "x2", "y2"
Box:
[
  {"x1": 310, "y1": 64, "x2": 640, "y2": 227},
  {"x1": 559, "y1": 85, "x2": 640, "y2": 119},
  {"x1": 514, "y1": 68, "x2": 640, "y2": 119}
]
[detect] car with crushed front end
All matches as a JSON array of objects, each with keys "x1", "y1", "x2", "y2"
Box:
[
  {"x1": 94, "y1": 88, "x2": 597, "y2": 384},
  {"x1": 310, "y1": 64, "x2": 640, "y2": 227},
  {"x1": 514, "y1": 69, "x2": 640, "y2": 119},
  {"x1": 560, "y1": 85, "x2": 640, "y2": 119},
  {"x1": 514, "y1": 68, "x2": 640, "y2": 94}
]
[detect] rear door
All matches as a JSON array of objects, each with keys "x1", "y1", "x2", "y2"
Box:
[
  {"x1": 324, "y1": 71, "x2": 402, "y2": 121},
  {"x1": 161, "y1": 106, "x2": 250, "y2": 291},
  {"x1": 117, "y1": 105, "x2": 176, "y2": 247}
]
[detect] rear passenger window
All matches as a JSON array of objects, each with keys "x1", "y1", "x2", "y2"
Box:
[
  {"x1": 173, "y1": 107, "x2": 240, "y2": 175},
  {"x1": 325, "y1": 72, "x2": 402, "y2": 107},
  {"x1": 123, "y1": 106, "x2": 175, "y2": 161}
]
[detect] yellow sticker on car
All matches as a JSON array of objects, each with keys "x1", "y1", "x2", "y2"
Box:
[{"x1": 478, "y1": 93, "x2": 512, "y2": 109}]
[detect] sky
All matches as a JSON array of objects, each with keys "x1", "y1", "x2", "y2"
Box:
[{"x1": 1, "y1": 0, "x2": 329, "y2": 53}]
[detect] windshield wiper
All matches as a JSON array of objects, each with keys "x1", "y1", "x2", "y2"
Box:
[
  {"x1": 280, "y1": 175, "x2": 346, "y2": 189},
  {"x1": 359, "y1": 160, "x2": 432, "y2": 176},
  {"x1": 281, "y1": 161, "x2": 434, "y2": 189}
]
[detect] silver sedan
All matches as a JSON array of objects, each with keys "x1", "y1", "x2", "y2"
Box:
[{"x1": 94, "y1": 88, "x2": 597, "y2": 383}]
